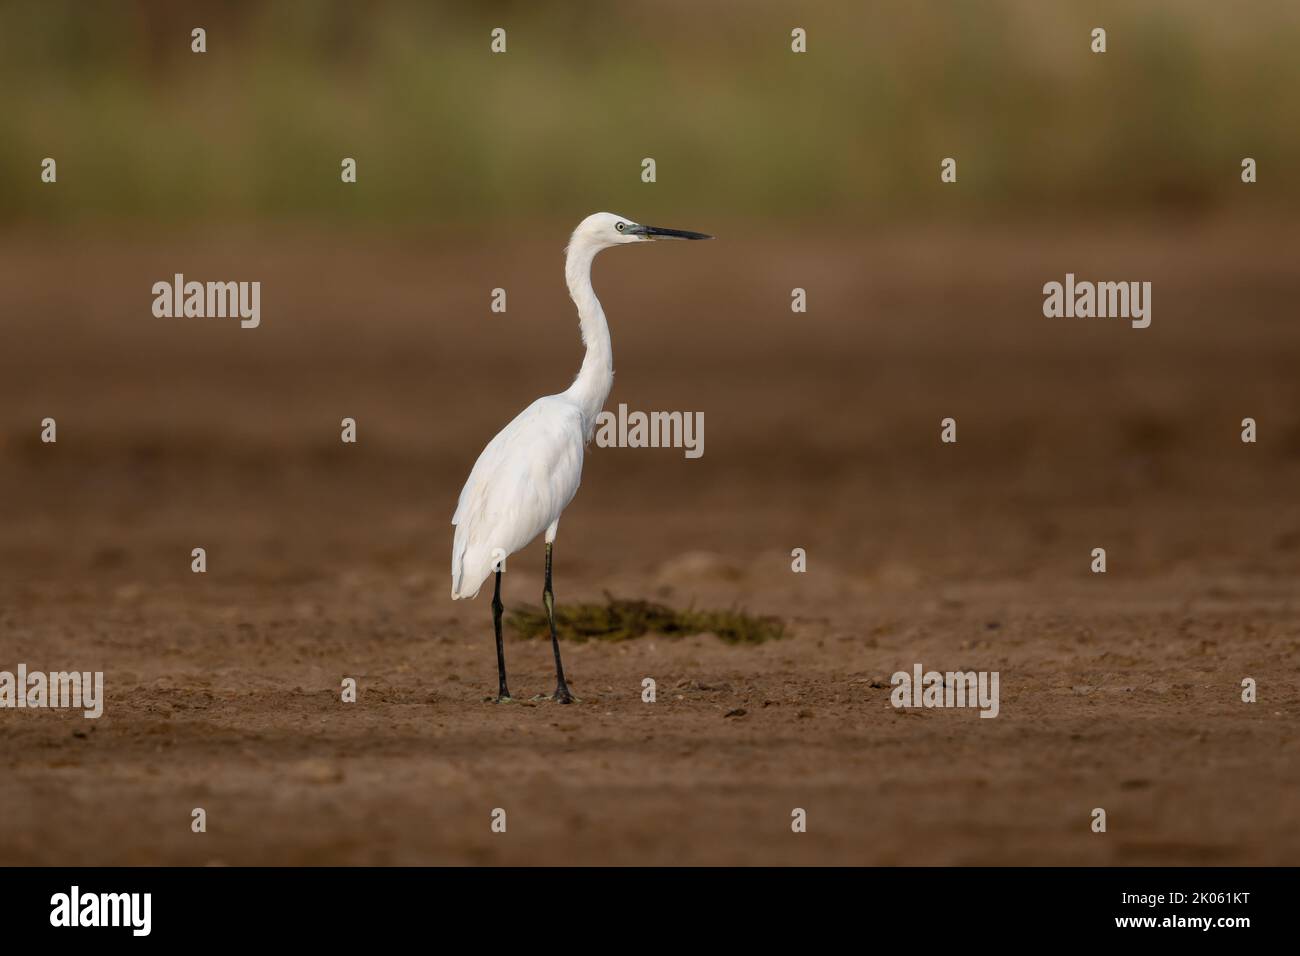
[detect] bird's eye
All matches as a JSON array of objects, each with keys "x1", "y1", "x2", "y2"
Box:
[{"x1": 615, "y1": 222, "x2": 625, "y2": 232}]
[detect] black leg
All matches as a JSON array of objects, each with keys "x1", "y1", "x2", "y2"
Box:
[
  {"x1": 492, "y1": 569, "x2": 511, "y2": 701},
  {"x1": 543, "y1": 541, "x2": 574, "y2": 703}
]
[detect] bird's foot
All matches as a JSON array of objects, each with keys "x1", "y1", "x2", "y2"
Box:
[
  {"x1": 490, "y1": 693, "x2": 516, "y2": 705},
  {"x1": 527, "y1": 689, "x2": 579, "y2": 704}
]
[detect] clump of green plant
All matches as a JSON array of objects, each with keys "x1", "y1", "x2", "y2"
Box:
[{"x1": 507, "y1": 595, "x2": 784, "y2": 645}]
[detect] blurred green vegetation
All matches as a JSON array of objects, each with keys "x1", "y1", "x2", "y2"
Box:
[
  {"x1": 1, "y1": 0, "x2": 1297, "y2": 225},
  {"x1": 509, "y1": 595, "x2": 785, "y2": 644}
]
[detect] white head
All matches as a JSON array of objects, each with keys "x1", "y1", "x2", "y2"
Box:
[{"x1": 568, "y1": 211, "x2": 712, "y2": 255}]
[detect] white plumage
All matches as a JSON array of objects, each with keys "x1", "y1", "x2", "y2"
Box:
[
  {"x1": 449, "y1": 211, "x2": 711, "y2": 701},
  {"x1": 451, "y1": 396, "x2": 585, "y2": 599}
]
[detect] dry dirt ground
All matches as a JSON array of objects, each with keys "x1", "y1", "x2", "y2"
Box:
[{"x1": 1, "y1": 218, "x2": 1298, "y2": 865}]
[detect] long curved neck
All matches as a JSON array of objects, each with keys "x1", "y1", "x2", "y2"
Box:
[{"x1": 562, "y1": 242, "x2": 614, "y2": 435}]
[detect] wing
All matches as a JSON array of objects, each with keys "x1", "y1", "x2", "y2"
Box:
[{"x1": 451, "y1": 397, "x2": 585, "y2": 599}]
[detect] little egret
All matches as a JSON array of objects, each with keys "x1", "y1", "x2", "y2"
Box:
[{"x1": 451, "y1": 212, "x2": 712, "y2": 703}]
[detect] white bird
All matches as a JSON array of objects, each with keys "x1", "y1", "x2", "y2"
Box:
[{"x1": 451, "y1": 212, "x2": 712, "y2": 703}]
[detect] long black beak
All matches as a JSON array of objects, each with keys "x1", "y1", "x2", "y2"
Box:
[{"x1": 633, "y1": 224, "x2": 713, "y2": 240}]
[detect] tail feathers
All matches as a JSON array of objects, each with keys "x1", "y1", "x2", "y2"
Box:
[
  {"x1": 451, "y1": 522, "x2": 469, "y2": 599},
  {"x1": 451, "y1": 556, "x2": 492, "y2": 600},
  {"x1": 451, "y1": 528, "x2": 493, "y2": 600}
]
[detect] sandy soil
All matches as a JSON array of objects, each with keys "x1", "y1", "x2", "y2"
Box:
[{"x1": 1, "y1": 218, "x2": 1298, "y2": 865}]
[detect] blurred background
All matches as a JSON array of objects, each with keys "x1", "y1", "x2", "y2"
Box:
[
  {"x1": 3, "y1": 0, "x2": 1299, "y2": 225},
  {"x1": 1, "y1": 0, "x2": 1298, "y2": 866}
]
